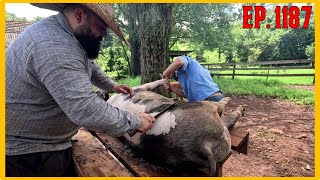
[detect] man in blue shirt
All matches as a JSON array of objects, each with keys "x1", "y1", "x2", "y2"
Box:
[{"x1": 162, "y1": 56, "x2": 223, "y2": 102}]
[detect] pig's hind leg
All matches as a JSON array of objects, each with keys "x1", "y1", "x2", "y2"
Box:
[
  {"x1": 201, "y1": 141, "x2": 217, "y2": 176},
  {"x1": 222, "y1": 106, "x2": 245, "y2": 129}
]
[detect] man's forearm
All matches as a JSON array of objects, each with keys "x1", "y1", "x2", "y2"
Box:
[{"x1": 163, "y1": 58, "x2": 184, "y2": 78}]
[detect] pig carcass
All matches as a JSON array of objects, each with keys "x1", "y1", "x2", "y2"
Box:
[{"x1": 105, "y1": 79, "x2": 245, "y2": 176}]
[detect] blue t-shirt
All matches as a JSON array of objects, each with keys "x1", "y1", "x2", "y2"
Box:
[{"x1": 176, "y1": 56, "x2": 221, "y2": 102}]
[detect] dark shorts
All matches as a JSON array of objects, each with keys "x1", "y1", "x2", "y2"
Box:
[{"x1": 6, "y1": 147, "x2": 78, "y2": 177}]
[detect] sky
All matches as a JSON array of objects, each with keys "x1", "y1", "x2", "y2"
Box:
[
  {"x1": 5, "y1": 3, "x2": 58, "y2": 20},
  {"x1": 6, "y1": 3, "x2": 311, "y2": 21}
]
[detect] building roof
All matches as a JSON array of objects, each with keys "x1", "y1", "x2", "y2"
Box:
[
  {"x1": 6, "y1": 20, "x2": 32, "y2": 48},
  {"x1": 168, "y1": 50, "x2": 193, "y2": 58}
]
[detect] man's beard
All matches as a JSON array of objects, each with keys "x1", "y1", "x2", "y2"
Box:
[{"x1": 74, "y1": 24, "x2": 102, "y2": 59}]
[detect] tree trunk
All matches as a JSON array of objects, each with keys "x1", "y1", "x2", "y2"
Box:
[
  {"x1": 218, "y1": 47, "x2": 221, "y2": 61},
  {"x1": 120, "y1": 41, "x2": 131, "y2": 75},
  {"x1": 138, "y1": 4, "x2": 173, "y2": 96},
  {"x1": 130, "y1": 38, "x2": 141, "y2": 76},
  {"x1": 128, "y1": 4, "x2": 141, "y2": 76}
]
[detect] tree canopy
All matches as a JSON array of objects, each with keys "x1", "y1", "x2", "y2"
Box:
[
  {"x1": 103, "y1": 3, "x2": 314, "y2": 79},
  {"x1": 6, "y1": 3, "x2": 315, "y2": 80}
]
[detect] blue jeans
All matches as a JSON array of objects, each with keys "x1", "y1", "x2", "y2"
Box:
[{"x1": 205, "y1": 94, "x2": 224, "y2": 102}]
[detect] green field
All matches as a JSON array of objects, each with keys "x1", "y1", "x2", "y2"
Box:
[
  {"x1": 117, "y1": 75, "x2": 314, "y2": 106},
  {"x1": 210, "y1": 69, "x2": 315, "y2": 85},
  {"x1": 214, "y1": 77, "x2": 314, "y2": 106}
]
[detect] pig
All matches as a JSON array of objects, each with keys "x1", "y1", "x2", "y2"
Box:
[{"x1": 105, "y1": 79, "x2": 245, "y2": 176}]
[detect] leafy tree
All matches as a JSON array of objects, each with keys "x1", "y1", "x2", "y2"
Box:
[
  {"x1": 171, "y1": 4, "x2": 235, "y2": 61},
  {"x1": 305, "y1": 42, "x2": 314, "y2": 59},
  {"x1": 97, "y1": 3, "x2": 315, "y2": 81},
  {"x1": 33, "y1": 16, "x2": 44, "y2": 22},
  {"x1": 6, "y1": 12, "x2": 28, "y2": 22},
  {"x1": 96, "y1": 32, "x2": 131, "y2": 79},
  {"x1": 231, "y1": 3, "x2": 314, "y2": 62}
]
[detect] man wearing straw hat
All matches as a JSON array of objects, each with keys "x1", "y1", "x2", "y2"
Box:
[{"x1": 6, "y1": 3, "x2": 155, "y2": 176}]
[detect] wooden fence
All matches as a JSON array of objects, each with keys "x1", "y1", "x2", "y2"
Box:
[{"x1": 201, "y1": 59, "x2": 315, "y2": 83}]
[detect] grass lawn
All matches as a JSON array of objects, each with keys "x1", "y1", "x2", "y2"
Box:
[{"x1": 210, "y1": 69, "x2": 314, "y2": 85}]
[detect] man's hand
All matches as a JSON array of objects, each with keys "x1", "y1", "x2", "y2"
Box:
[
  {"x1": 163, "y1": 81, "x2": 172, "y2": 92},
  {"x1": 162, "y1": 72, "x2": 170, "y2": 80},
  {"x1": 137, "y1": 112, "x2": 155, "y2": 133},
  {"x1": 112, "y1": 84, "x2": 134, "y2": 96}
]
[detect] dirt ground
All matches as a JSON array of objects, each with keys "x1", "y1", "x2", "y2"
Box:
[{"x1": 222, "y1": 86, "x2": 314, "y2": 177}]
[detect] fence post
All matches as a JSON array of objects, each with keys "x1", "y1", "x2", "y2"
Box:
[
  {"x1": 232, "y1": 64, "x2": 236, "y2": 79},
  {"x1": 313, "y1": 76, "x2": 315, "y2": 84},
  {"x1": 312, "y1": 61, "x2": 315, "y2": 84}
]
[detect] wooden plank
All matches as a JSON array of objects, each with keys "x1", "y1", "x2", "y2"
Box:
[
  {"x1": 229, "y1": 127, "x2": 248, "y2": 138},
  {"x1": 231, "y1": 135, "x2": 244, "y2": 149},
  {"x1": 229, "y1": 128, "x2": 249, "y2": 155},
  {"x1": 248, "y1": 59, "x2": 314, "y2": 65},
  {"x1": 72, "y1": 128, "x2": 133, "y2": 177},
  {"x1": 237, "y1": 134, "x2": 249, "y2": 155}
]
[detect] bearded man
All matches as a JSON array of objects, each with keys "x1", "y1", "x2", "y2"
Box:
[{"x1": 5, "y1": 3, "x2": 155, "y2": 176}]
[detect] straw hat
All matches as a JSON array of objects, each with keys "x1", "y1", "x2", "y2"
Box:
[{"x1": 30, "y1": 3, "x2": 128, "y2": 44}]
